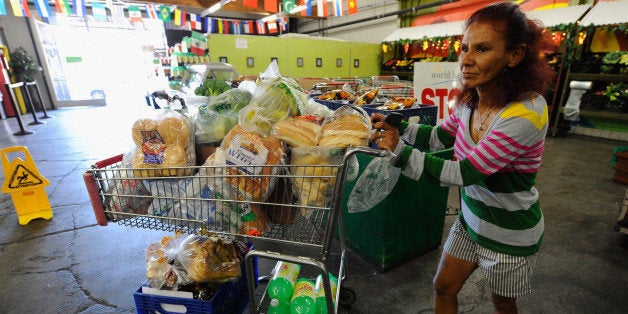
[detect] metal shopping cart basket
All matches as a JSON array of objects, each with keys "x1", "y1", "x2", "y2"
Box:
[{"x1": 83, "y1": 146, "x2": 387, "y2": 313}]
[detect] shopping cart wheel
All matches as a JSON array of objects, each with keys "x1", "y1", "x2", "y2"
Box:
[{"x1": 338, "y1": 286, "x2": 356, "y2": 306}]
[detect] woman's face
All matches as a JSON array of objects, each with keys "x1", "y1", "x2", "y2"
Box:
[{"x1": 459, "y1": 21, "x2": 515, "y2": 92}]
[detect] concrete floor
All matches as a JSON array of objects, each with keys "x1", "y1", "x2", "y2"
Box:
[{"x1": 0, "y1": 101, "x2": 627, "y2": 314}]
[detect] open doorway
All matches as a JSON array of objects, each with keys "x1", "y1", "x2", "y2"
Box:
[{"x1": 32, "y1": 16, "x2": 167, "y2": 109}]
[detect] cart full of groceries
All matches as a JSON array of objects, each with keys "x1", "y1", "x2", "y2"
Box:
[{"x1": 83, "y1": 61, "x2": 388, "y2": 313}]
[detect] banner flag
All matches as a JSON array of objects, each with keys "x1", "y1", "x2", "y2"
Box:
[
  {"x1": 348, "y1": 0, "x2": 357, "y2": 14},
  {"x1": 54, "y1": 0, "x2": 71, "y2": 15},
  {"x1": 72, "y1": 0, "x2": 85, "y2": 17},
  {"x1": 158, "y1": 5, "x2": 170, "y2": 22},
  {"x1": 34, "y1": 0, "x2": 52, "y2": 17},
  {"x1": 145, "y1": 4, "x2": 158, "y2": 19},
  {"x1": 128, "y1": 5, "x2": 143, "y2": 23},
  {"x1": 333, "y1": 0, "x2": 343, "y2": 17},
  {"x1": 92, "y1": 2, "x2": 107, "y2": 21},
  {"x1": 243, "y1": 0, "x2": 257, "y2": 8},
  {"x1": 264, "y1": 0, "x2": 278, "y2": 13}
]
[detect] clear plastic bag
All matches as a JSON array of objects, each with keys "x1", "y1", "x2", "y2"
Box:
[{"x1": 347, "y1": 157, "x2": 401, "y2": 213}]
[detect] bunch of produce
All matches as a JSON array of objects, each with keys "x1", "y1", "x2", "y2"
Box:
[
  {"x1": 194, "y1": 88, "x2": 252, "y2": 145},
  {"x1": 194, "y1": 78, "x2": 231, "y2": 97}
]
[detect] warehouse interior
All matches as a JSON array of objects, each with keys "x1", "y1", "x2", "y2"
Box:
[{"x1": 0, "y1": 0, "x2": 627, "y2": 313}]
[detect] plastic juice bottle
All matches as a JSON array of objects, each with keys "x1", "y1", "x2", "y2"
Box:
[
  {"x1": 290, "y1": 278, "x2": 317, "y2": 314},
  {"x1": 267, "y1": 298, "x2": 290, "y2": 314},
  {"x1": 314, "y1": 273, "x2": 338, "y2": 314},
  {"x1": 267, "y1": 261, "x2": 301, "y2": 302}
]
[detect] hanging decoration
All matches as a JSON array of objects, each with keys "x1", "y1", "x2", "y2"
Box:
[
  {"x1": 158, "y1": 5, "x2": 170, "y2": 22},
  {"x1": 71, "y1": 0, "x2": 85, "y2": 17},
  {"x1": 34, "y1": 0, "x2": 52, "y2": 17},
  {"x1": 348, "y1": 0, "x2": 357, "y2": 15}
]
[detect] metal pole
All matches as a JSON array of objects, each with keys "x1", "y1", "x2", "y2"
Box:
[
  {"x1": 5, "y1": 83, "x2": 33, "y2": 135},
  {"x1": 26, "y1": 81, "x2": 52, "y2": 119},
  {"x1": 21, "y1": 83, "x2": 44, "y2": 125}
]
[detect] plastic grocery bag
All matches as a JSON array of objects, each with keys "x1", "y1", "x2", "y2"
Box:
[{"x1": 347, "y1": 157, "x2": 400, "y2": 213}]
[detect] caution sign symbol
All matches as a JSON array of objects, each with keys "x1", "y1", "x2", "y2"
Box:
[{"x1": 7, "y1": 164, "x2": 44, "y2": 189}]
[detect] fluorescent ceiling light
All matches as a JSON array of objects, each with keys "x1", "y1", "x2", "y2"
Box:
[
  {"x1": 261, "y1": 14, "x2": 278, "y2": 22},
  {"x1": 204, "y1": 0, "x2": 232, "y2": 14},
  {"x1": 290, "y1": 5, "x2": 306, "y2": 14}
]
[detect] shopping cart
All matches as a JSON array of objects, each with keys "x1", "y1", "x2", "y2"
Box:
[{"x1": 83, "y1": 146, "x2": 388, "y2": 313}]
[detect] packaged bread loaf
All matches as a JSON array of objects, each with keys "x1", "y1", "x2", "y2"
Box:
[
  {"x1": 145, "y1": 232, "x2": 242, "y2": 288},
  {"x1": 200, "y1": 148, "x2": 271, "y2": 236},
  {"x1": 271, "y1": 116, "x2": 322, "y2": 147},
  {"x1": 131, "y1": 109, "x2": 194, "y2": 177},
  {"x1": 289, "y1": 146, "x2": 344, "y2": 218},
  {"x1": 220, "y1": 125, "x2": 285, "y2": 201},
  {"x1": 318, "y1": 106, "x2": 371, "y2": 148},
  {"x1": 176, "y1": 234, "x2": 241, "y2": 283}
]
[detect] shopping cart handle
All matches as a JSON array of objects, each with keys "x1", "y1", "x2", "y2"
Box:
[{"x1": 345, "y1": 146, "x2": 390, "y2": 159}]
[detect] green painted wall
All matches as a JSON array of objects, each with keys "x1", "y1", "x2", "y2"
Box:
[{"x1": 207, "y1": 34, "x2": 380, "y2": 79}]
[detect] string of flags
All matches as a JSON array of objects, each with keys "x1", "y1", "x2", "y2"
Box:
[{"x1": 0, "y1": 0, "x2": 359, "y2": 35}]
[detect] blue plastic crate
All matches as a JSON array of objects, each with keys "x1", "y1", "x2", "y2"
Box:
[
  {"x1": 134, "y1": 243, "x2": 257, "y2": 314},
  {"x1": 361, "y1": 104, "x2": 438, "y2": 126}
]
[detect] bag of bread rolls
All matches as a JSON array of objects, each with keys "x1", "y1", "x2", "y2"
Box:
[
  {"x1": 289, "y1": 146, "x2": 344, "y2": 218},
  {"x1": 145, "y1": 233, "x2": 193, "y2": 290},
  {"x1": 319, "y1": 105, "x2": 371, "y2": 148},
  {"x1": 130, "y1": 109, "x2": 195, "y2": 177},
  {"x1": 176, "y1": 234, "x2": 241, "y2": 283},
  {"x1": 271, "y1": 116, "x2": 322, "y2": 147}
]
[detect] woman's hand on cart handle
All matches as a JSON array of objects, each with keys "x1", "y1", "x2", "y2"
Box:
[{"x1": 370, "y1": 114, "x2": 401, "y2": 152}]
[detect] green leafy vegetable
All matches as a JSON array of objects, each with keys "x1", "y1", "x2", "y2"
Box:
[{"x1": 194, "y1": 78, "x2": 231, "y2": 97}]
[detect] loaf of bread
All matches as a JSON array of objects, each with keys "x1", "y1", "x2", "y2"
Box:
[
  {"x1": 221, "y1": 125, "x2": 284, "y2": 201},
  {"x1": 131, "y1": 112, "x2": 193, "y2": 177},
  {"x1": 178, "y1": 234, "x2": 241, "y2": 283},
  {"x1": 319, "y1": 114, "x2": 370, "y2": 148},
  {"x1": 289, "y1": 147, "x2": 342, "y2": 218},
  {"x1": 271, "y1": 117, "x2": 322, "y2": 147}
]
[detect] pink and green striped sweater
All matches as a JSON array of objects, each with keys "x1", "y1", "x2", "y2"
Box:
[{"x1": 391, "y1": 92, "x2": 547, "y2": 256}]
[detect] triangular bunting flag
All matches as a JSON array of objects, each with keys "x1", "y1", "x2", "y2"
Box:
[{"x1": 0, "y1": 0, "x2": 6, "y2": 15}]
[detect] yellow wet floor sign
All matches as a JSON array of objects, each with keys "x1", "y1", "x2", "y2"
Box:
[{"x1": 1, "y1": 146, "x2": 53, "y2": 225}]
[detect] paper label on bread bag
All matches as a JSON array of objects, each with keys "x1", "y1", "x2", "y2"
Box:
[
  {"x1": 140, "y1": 130, "x2": 166, "y2": 164},
  {"x1": 225, "y1": 134, "x2": 269, "y2": 175}
]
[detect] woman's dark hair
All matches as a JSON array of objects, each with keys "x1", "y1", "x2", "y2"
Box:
[{"x1": 456, "y1": 1, "x2": 554, "y2": 108}]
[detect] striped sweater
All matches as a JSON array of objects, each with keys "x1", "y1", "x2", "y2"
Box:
[{"x1": 392, "y1": 92, "x2": 547, "y2": 256}]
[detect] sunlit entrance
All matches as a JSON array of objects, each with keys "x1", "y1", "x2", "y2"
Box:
[{"x1": 32, "y1": 16, "x2": 168, "y2": 108}]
